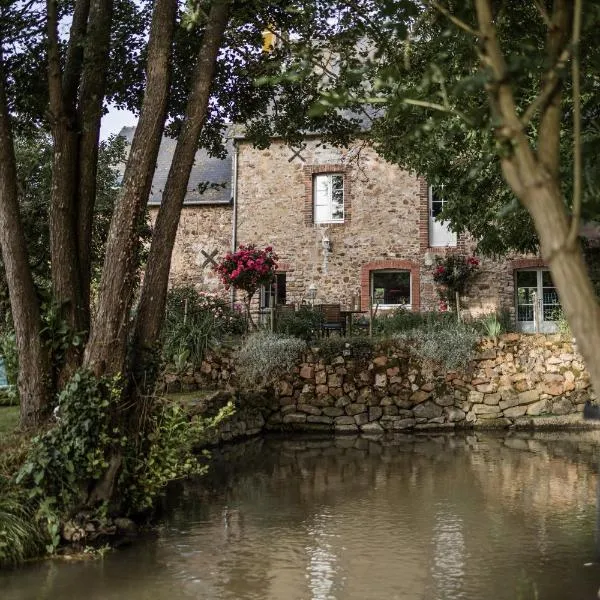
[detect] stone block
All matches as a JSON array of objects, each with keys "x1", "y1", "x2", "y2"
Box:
[
  {"x1": 383, "y1": 405, "x2": 399, "y2": 416},
  {"x1": 307, "y1": 415, "x2": 333, "y2": 425},
  {"x1": 445, "y1": 407, "x2": 466, "y2": 422},
  {"x1": 476, "y1": 383, "x2": 495, "y2": 393},
  {"x1": 360, "y1": 422, "x2": 384, "y2": 434},
  {"x1": 473, "y1": 404, "x2": 500, "y2": 415},
  {"x1": 410, "y1": 390, "x2": 430, "y2": 404},
  {"x1": 502, "y1": 405, "x2": 528, "y2": 418},
  {"x1": 368, "y1": 406, "x2": 383, "y2": 421},
  {"x1": 527, "y1": 399, "x2": 549, "y2": 416},
  {"x1": 300, "y1": 365, "x2": 314, "y2": 379},
  {"x1": 413, "y1": 401, "x2": 443, "y2": 419},
  {"x1": 328, "y1": 374, "x2": 343, "y2": 388},
  {"x1": 354, "y1": 413, "x2": 369, "y2": 426},
  {"x1": 334, "y1": 423, "x2": 359, "y2": 433},
  {"x1": 315, "y1": 371, "x2": 327, "y2": 385},
  {"x1": 484, "y1": 393, "x2": 501, "y2": 406},
  {"x1": 335, "y1": 416, "x2": 356, "y2": 426},
  {"x1": 281, "y1": 404, "x2": 298, "y2": 416},
  {"x1": 374, "y1": 373, "x2": 387, "y2": 388},
  {"x1": 297, "y1": 404, "x2": 322, "y2": 416},
  {"x1": 335, "y1": 395, "x2": 351, "y2": 408},
  {"x1": 468, "y1": 391, "x2": 484, "y2": 404},
  {"x1": 391, "y1": 417, "x2": 416, "y2": 430},
  {"x1": 282, "y1": 413, "x2": 307, "y2": 424},
  {"x1": 346, "y1": 403, "x2": 367, "y2": 416},
  {"x1": 551, "y1": 398, "x2": 573, "y2": 415},
  {"x1": 518, "y1": 389, "x2": 540, "y2": 404},
  {"x1": 322, "y1": 407, "x2": 344, "y2": 417},
  {"x1": 434, "y1": 395, "x2": 454, "y2": 407}
]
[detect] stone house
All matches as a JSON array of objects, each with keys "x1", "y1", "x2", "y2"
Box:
[{"x1": 128, "y1": 126, "x2": 562, "y2": 333}]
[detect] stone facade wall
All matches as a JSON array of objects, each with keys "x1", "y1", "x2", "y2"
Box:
[
  {"x1": 168, "y1": 334, "x2": 595, "y2": 439},
  {"x1": 235, "y1": 138, "x2": 534, "y2": 317},
  {"x1": 149, "y1": 205, "x2": 232, "y2": 294}
]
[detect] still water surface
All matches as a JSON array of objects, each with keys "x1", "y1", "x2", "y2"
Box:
[{"x1": 4, "y1": 432, "x2": 600, "y2": 600}]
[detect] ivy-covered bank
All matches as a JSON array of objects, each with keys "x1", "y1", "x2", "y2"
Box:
[{"x1": 165, "y1": 333, "x2": 596, "y2": 440}]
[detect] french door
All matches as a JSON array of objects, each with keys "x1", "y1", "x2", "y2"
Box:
[{"x1": 515, "y1": 269, "x2": 560, "y2": 333}]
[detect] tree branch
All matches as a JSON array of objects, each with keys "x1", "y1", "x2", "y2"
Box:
[
  {"x1": 46, "y1": 0, "x2": 63, "y2": 121},
  {"x1": 567, "y1": 0, "x2": 583, "y2": 248},
  {"x1": 532, "y1": 0, "x2": 552, "y2": 28},
  {"x1": 520, "y1": 46, "x2": 571, "y2": 127},
  {"x1": 426, "y1": 1, "x2": 480, "y2": 37}
]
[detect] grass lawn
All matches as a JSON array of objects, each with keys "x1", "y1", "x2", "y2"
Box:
[{"x1": 0, "y1": 406, "x2": 19, "y2": 437}]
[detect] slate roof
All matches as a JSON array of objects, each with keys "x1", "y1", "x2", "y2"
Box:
[{"x1": 118, "y1": 126, "x2": 233, "y2": 205}]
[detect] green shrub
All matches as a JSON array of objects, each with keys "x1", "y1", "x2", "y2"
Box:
[
  {"x1": 476, "y1": 312, "x2": 503, "y2": 338},
  {"x1": 121, "y1": 399, "x2": 234, "y2": 512},
  {"x1": 162, "y1": 287, "x2": 245, "y2": 369},
  {"x1": 0, "y1": 485, "x2": 46, "y2": 568},
  {"x1": 235, "y1": 332, "x2": 306, "y2": 387},
  {"x1": 0, "y1": 329, "x2": 18, "y2": 405},
  {"x1": 397, "y1": 321, "x2": 479, "y2": 371},
  {"x1": 372, "y1": 308, "x2": 455, "y2": 336},
  {"x1": 274, "y1": 306, "x2": 323, "y2": 341},
  {"x1": 16, "y1": 370, "x2": 124, "y2": 511}
]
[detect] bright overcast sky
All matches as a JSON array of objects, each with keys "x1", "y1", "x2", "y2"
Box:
[{"x1": 100, "y1": 105, "x2": 137, "y2": 140}]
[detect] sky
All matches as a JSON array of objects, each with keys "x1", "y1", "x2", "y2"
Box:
[{"x1": 100, "y1": 106, "x2": 137, "y2": 140}]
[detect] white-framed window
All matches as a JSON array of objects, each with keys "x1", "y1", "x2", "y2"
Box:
[
  {"x1": 429, "y1": 186, "x2": 457, "y2": 247},
  {"x1": 371, "y1": 270, "x2": 411, "y2": 309},
  {"x1": 314, "y1": 173, "x2": 344, "y2": 223}
]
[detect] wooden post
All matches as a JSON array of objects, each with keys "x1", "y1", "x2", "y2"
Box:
[{"x1": 455, "y1": 291, "x2": 461, "y2": 322}]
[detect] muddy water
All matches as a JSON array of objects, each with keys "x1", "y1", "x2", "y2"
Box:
[{"x1": 3, "y1": 432, "x2": 600, "y2": 600}]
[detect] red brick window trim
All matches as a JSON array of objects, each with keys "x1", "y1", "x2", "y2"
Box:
[
  {"x1": 303, "y1": 164, "x2": 351, "y2": 226},
  {"x1": 360, "y1": 259, "x2": 421, "y2": 312},
  {"x1": 511, "y1": 258, "x2": 547, "y2": 270}
]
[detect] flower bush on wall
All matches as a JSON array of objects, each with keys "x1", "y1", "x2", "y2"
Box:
[
  {"x1": 214, "y1": 244, "x2": 278, "y2": 329},
  {"x1": 432, "y1": 254, "x2": 479, "y2": 310}
]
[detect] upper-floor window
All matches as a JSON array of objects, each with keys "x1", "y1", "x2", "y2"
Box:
[
  {"x1": 314, "y1": 174, "x2": 344, "y2": 223},
  {"x1": 429, "y1": 186, "x2": 457, "y2": 247}
]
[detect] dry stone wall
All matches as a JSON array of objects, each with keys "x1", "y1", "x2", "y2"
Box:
[{"x1": 167, "y1": 334, "x2": 595, "y2": 441}]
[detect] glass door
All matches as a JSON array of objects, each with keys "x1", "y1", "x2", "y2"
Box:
[{"x1": 515, "y1": 269, "x2": 560, "y2": 333}]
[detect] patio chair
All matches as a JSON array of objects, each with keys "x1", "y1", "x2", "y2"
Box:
[{"x1": 319, "y1": 304, "x2": 346, "y2": 337}]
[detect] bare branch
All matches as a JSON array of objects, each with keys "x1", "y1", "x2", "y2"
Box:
[
  {"x1": 426, "y1": 1, "x2": 480, "y2": 37},
  {"x1": 567, "y1": 0, "x2": 583, "y2": 248},
  {"x1": 520, "y1": 46, "x2": 571, "y2": 127},
  {"x1": 402, "y1": 98, "x2": 473, "y2": 124},
  {"x1": 532, "y1": 0, "x2": 553, "y2": 28}
]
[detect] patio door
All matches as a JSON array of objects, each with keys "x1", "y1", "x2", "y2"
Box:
[{"x1": 515, "y1": 269, "x2": 560, "y2": 333}]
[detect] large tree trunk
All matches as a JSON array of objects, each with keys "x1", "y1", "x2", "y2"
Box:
[
  {"x1": 473, "y1": 0, "x2": 600, "y2": 394},
  {"x1": 84, "y1": 0, "x2": 177, "y2": 377},
  {"x1": 132, "y1": 0, "x2": 231, "y2": 386},
  {"x1": 0, "y1": 48, "x2": 49, "y2": 427},
  {"x1": 47, "y1": 0, "x2": 90, "y2": 384},
  {"x1": 76, "y1": 0, "x2": 114, "y2": 332}
]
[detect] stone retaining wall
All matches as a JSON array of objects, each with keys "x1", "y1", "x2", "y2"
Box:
[{"x1": 167, "y1": 334, "x2": 595, "y2": 439}]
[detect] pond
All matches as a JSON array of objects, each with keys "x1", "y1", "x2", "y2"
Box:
[{"x1": 3, "y1": 432, "x2": 600, "y2": 600}]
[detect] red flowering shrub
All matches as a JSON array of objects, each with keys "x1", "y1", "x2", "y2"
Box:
[
  {"x1": 214, "y1": 245, "x2": 278, "y2": 327},
  {"x1": 432, "y1": 254, "x2": 479, "y2": 304}
]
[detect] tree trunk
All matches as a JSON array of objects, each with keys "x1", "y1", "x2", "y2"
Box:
[
  {"x1": 473, "y1": 0, "x2": 600, "y2": 395},
  {"x1": 0, "y1": 48, "x2": 49, "y2": 427},
  {"x1": 84, "y1": 0, "x2": 177, "y2": 378},
  {"x1": 47, "y1": 0, "x2": 89, "y2": 384},
  {"x1": 77, "y1": 0, "x2": 114, "y2": 332},
  {"x1": 133, "y1": 0, "x2": 231, "y2": 385}
]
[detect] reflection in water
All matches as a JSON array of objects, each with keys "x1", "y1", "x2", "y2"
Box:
[
  {"x1": 3, "y1": 432, "x2": 600, "y2": 600},
  {"x1": 431, "y1": 508, "x2": 465, "y2": 600},
  {"x1": 307, "y1": 509, "x2": 338, "y2": 600}
]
